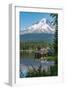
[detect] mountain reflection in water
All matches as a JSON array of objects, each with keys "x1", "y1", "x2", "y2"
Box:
[{"x1": 20, "y1": 52, "x2": 55, "y2": 78}]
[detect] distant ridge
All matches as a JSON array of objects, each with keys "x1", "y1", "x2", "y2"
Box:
[{"x1": 20, "y1": 33, "x2": 54, "y2": 43}]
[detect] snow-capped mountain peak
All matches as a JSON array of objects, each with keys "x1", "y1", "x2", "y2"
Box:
[
  {"x1": 20, "y1": 18, "x2": 55, "y2": 35},
  {"x1": 40, "y1": 18, "x2": 46, "y2": 24}
]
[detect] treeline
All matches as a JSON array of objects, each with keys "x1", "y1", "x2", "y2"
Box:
[{"x1": 20, "y1": 41, "x2": 53, "y2": 50}]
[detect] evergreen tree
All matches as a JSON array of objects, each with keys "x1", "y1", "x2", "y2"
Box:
[{"x1": 50, "y1": 14, "x2": 58, "y2": 55}]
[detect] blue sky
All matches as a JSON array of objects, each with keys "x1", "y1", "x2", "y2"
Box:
[{"x1": 20, "y1": 12, "x2": 53, "y2": 31}]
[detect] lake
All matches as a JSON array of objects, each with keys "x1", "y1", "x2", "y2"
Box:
[{"x1": 20, "y1": 52, "x2": 56, "y2": 78}]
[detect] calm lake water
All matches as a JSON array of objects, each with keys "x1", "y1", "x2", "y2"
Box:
[{"x1": 20, "y1": 52, "x2": 55, "y2": 78}]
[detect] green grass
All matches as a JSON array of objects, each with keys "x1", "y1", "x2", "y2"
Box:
[{"x1": 47, "y1": 55, "x2": 57, "y2": 61}]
